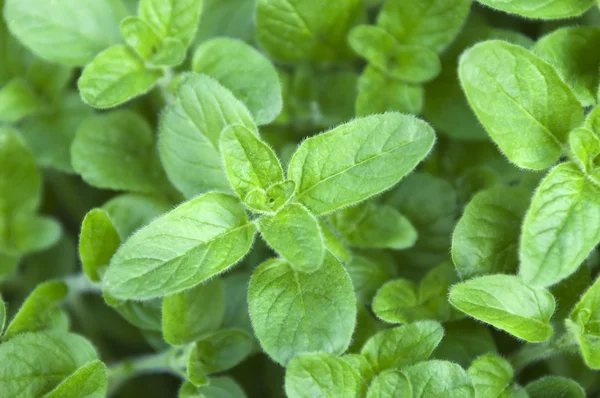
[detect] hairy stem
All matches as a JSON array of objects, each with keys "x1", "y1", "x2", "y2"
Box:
[{"x1": 509, "y1": 332, "x2": 578, "y2": 373}]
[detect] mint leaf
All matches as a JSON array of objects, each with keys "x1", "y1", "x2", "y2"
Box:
[
  {"x1": 569, "y1": 127, "x2": 600, "y2": 173},
  {"x1": 346, "y1": 252, "x2": 398, "y2": 305},
  {"x1": 138, "y1": 0, "x2": 204, "y2": 48},
  {"x1": 71, "y1": 110, "x2": 168, "y2": 193},
  {"x1": 402, "y1": 360, "x2": 475, "y2": 397},
  {"x1": 330, "y1": 201, "x2": 417, "y2": 250},
  {"x1": 0, "y1": 77, "x2": 42, "y2": 123},
  {"x1": 78, "y1": 45, "x2": 163, "y2": 109},
  {"x1": 568, "y1": 274, "x2": 600, "y2": 369},
  {"x1": 11, "y1": 214, "x2": 62, "y2": 254},
  {"x1": 148, "y1": 37, "x2": 186, "y2": 67},
  {"x1": 189, "y1": 329, "x2": 253, "y2": 374},
  {"x1": 193, "y1": 38, "x2": 283, "y2": 125},
  {"x1": 459, "y1": 40, "x2": 583, "y2": 170},
  {"x1": 44, "y1": 360, "x2": 107, "y2": 398},
  {"x1": 158, "y1": 73, "x2": 257, "y2": 198},
  {"x1": 179, "y1": 377, "x2": 246, "y2": 398},
  {"x1": 520, "y1": 162, "x2": 600, "y2": 287},
  {"x1": 102, "y1": 194, "x2": 172, "y2": 239},
  {"x1": 120, "y1": 16, "x2": 162, "y2": 60},
  {"x1": 452, "y1": 185, "x2": 530, "y2": 279},
  {"x1": 196, "y1": 0, "x2": 255, "y2": 43},
  {"x1": 319, "y1": 218, "x2": 352, "y2": 264},
  {"x1": 449, "y1": 274, "x2": 555, "y2": 342},
  {"x1": 468, "y1": 354, "x2": 516, "y2": 398},
  {"x1": 433, "y1": 319, "x2": 496, "y2": 367},
  {"x1": 285, "y1": 353, "x2": 366, "y2": 398},
  {"x1": 257, "y1": 204, "x2": 324, "y2": 273},
  {"x1": 288, "y1": 113, "x2": 435, "y2": 215},
  {"x1": 79, "y1": 209, "x2": 121, "y2": 283},
  {"x1": 104, "y1": 293, "x2": 163, "y2": 332},
  {"x1": 244, "y1": 180, "x2": 296, "y2": 214},
  {"x1": 255, "y1": 0, "x2": 363, "y2": 63},
  {"x1": 361, "y1": 320, "x2": 444, "y2": 372},
  {"x1": 477, "y1": 0, "x2": 594, "y2": 19},
  {"x1": 4, "y1": 0, "x2": 127, "y2": 66},
  {"x1": 248, "y1": 255, "x2": 356, "y2": 365},
  {"x1": 525, "y1": 376, "x2": 586, "y2": 398},
  {"x1": 366, "y1": 370, "x2": 411, "y2": 398},
  {"x1": 104, "y1": 192, "x2": 256, "y2": 300},
  {"x1": 162, "y1": 278, "x2": 225, "y2": 346}
]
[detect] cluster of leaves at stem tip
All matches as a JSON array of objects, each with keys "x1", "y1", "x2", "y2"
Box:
[{"x1": 5, "y1": 0, "x2": 600, "y2": 397}]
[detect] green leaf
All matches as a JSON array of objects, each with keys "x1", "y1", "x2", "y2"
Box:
[
  {"x1": 459, "y1": 40, "x2": 583, "y2": 170},
  {"x1": 79, "y1": 209, "x2": 121, "y2": 283},
  {"x1": 288, "y1": 113, "x2": 435, "y2": 215},
  {"x1": 248, "y1": 255, "x2": 356, "y2": 365},
  {"x1": 319, "y1": 219, "x2": 352, "y2": 264},
  {"x1": 189, "y1": 329, "x2": 253, "y2": 374},
  {"x1": 452, "y1": 186, "x2": 530, "y2": 279},
  {"x1": 0, "y1": 331, "x2": 98, "y2": 397},
  {"x1": 343, "y1": 353, "x2": 377, "y2": 384},
  {"x1": 71, "y1": 110, "x2": 168, "y2": 193},
  {"x1": 104, "y1": 293, "x2": 163, "y2": 332},
  {"x1": 78, "y1": 45, "x2": 163, "y2": 109},
  {"x1": 0, "y1": 127, "x2": 41, "y2": 217},
  {"x1": 195, "y1": 0, "x2": 255, "y2": 43},
  {"x1": 158, "y1": 73, "x2": 257, "y2": 198},
  {"x1": 162, "y1": 278, "x2": 225, "y2": 346},
  {"x1": 148, "y1": 37, "x2": 186, "y2": 67},
  {"x1": 102, "y1": 194, "x2": 172, "y2": 239},
  {"x1": 120, "y1": 16, "x2": 162, "y2": 60},
  {"x1": 477, "y1": 0, "x2": 594, "y2": 19},
  {"x1": 356, "y1": 66, "x2": 424, "y2": 116},
  {"x1": 0, "y1": 295, "x2": 5, "y2": 337},
  {"x1": 330, "y1": 201, "x2": 417, "y2": 250},
  {"x1": 449, "y1": 274, "x2": 555, "y2": 342},
  {"x1": 349, "y1": 25, "x2": 441, "y2": 83},
  {"x1": 222, "y1": 273, "x2": 253, "y2": 334},
  {"x1": 220, "y1": 125, "x2": 285, "y2": 205},
  {"x1": 192, "y1": 38, "x2": 283, "y2": 125},
  {"x1": 525, "y1": 376, "x2": 586, "y2": 398},
  {"x1": 179, "y1": 377, "x2": 246, "y2": 398},
  {"x1": 4, "y1": 0, "x2": 127, "y2": 66},
  {"x1": 104, "y1": 192, "x2": 256, "y2": 300},
  {"x1": 256, "y1": 204, "x2": 325, "y2": 273},
  {"x1": 377, "y1": 0, "x2": 472, "y2": 53},
  {"x1": 433, "y1": 319, "x2": 496, "y2": 368},
  {"x1": 3, "y1": 280, "x2": 68, "y2": 341},
  {"x1": 568, "y1": 274, "x2": 600, "y2": 369},
  {"x1": 402, "y1": 360, "x2": 475, "y2": 397},
  {"x1": 0, "y1": 77, "x2": 42, "y2": 123},
  {"x1": 467, "y1": 354, "x2": 516, "y2": 398},
  {"x1": 520, "y1": 162, "x2": 600, "y2": 287},
  {"x1": 569, "y1": 127, "x2": 600, "y2": 173},
  {"x1": 346, "y1": 252, "x2": 397, "y2": 305},
  {"x1": 244, "y1": 180, "x2": 296, "y2": 214},
  {"x1": 534, "y1": 27, "x2": 600, "y2": 106},
  {"x1": 361, "y1": 320, "x2": 444, "y2": 372},
  {"x1": 44, "y1": 360, "x2": 107, "y2": 398},
  {"x1": 551, "y1": 264, "x2": 591, "y2": 321},
  {"x1": 255, "y1": 0, "x2": 363, "y2": 63},
  {"x1": 285, "y1": 353, "x2": 366, "y2": 398},
  {"x1": 367, "y1": 370, "x2": 411, "y2": 398},
  {"x1": 10, "y1": 214, "x2": 62, "y2": 254},
  {"x1": 138, "y1": 0, "x2": 204, "y2": 48}
]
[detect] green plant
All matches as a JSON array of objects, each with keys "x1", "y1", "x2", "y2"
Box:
[{"x1": 3, "y1": 0, "x2": 600, "y2": 397}]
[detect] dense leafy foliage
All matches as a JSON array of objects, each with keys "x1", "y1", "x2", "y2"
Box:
[{"x1": 3, "y1": 0, "x2": 600, "y2": 397}]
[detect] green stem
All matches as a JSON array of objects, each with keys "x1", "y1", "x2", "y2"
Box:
[
  {"x1": 64, "y1": 273, "x2": 102, "y2": 297},
  {"x1": 509, "y1": 332, "x2": 577, "y2": 373}
]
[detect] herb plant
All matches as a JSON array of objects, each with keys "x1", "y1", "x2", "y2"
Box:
[{"x1": 2, "y1": 0, "x2": 600, "y2": 397}]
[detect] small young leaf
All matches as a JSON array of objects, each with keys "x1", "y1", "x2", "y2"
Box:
[
  {"x1": 255, "y1": 0, "x2": 363, "y2": 63},
  {"x1": 402, "y1": 360, "x2": 475, "y2": 397},
  {"x1": 248, "y1": 255, "x2": 356, "y2": 365},
  {"x1": 459, "y1": 40, "x2": 583, "y2": 170},
  {"x1": 256, "y1": 204, "x2": 325, "y2": 273},
  {"x1": 79, "y1": 209, "x2": 121, "y2": 283},
  {"x1": 288, "y1": 113, "x2": 435, "y2": 215},
  {"x1": 449, "y1": 274, "x2": 555, "y2": 342},
  {"x1": 104, "y1": 193, "x2": 256, "y2": 300},
  {"x1": 220, "y1": 125, "x2": 284, "y2": 204},
  {"x1": 520, "y1": 162, "x2": 600, "y2": 287},
  {"x1": 148, "y1": 37, "x2": 186, "y2": 67},
  {"x1": 366, "y1": 370, "x2": 411, "y2": 398},
  {"x1": 179, "y1": 377, "x2": 246, "y2": 398},
  {"x1": 452, "y1": 186, "x2": 530, "y2": 279},
  {"x1": 3, "y1": 280, "x2": 68, "y2": 341},
  {"x1": 568, "y1": 274, "x2": 600, "y2": 369},
  {"x1": 477, "y1": 0, "x2": 594, "y2": 20},
  {"x1": 44, "y1": 360, "x2": 107, "y2": 398},
  {"x1": 377, "y1": 0, "x2": 472, "y2": 53},
  {"x1": 569, "y1": 127, "x2": 600, "y2": 172},
  {"x1": 285, "y1": 353, "x2": 366, "y2": 398},
  {"x1": 193, "y1": 38, "x2": 283, "y2": 125},
  {"x1": 0, "y1": 331, "x2": 98, "y2": 397},
  {"x1": 120, "y1": 16, "x2": 162, "y2": 60},
  {"x1": 330, "y1": 201, "x2": 417, "y2": 250},
  {"x1": 158, "y1": 73, "x2": 257, "y2": 198},
  {"x1": 138, "y1": 0, "x2": 204, "y2": 47},
  {"x1": 189, "y1": 329, "x2": 253, "y2": 374},
  {"x1": 244, "y1": 180, "x2": 296, "y2": 214},
  {"x1": 162, "y1": 278, "x2": 225, "y2": 346},
  {"x1": 0, "y1": 77, "x2": 42, "y2": 123},
  {"x1": 4, "y1": 0, "x2": 127, "y2": 66},
  {"x1": 102, "y1": 194, "x2": 172, "y2": 239},
  {"x1": 361, "y1": 320, "x2": 444, "y2": 372},
  {"x1": 343, "y1": 353, "x2": 377, "y2": 384},
  {"x1": 467, "y1": 354, "x2": 515, "y2": 398},
  {"x1": 433, "y1": 319, "x2": 497, "y2": 368},
  {"x1": 525, "y1": 376, "x2": 586, "y2": 398},
  {"x1": 349, "y1": 25, "x2": 441, "y2": 83},
  {"x1": 71, "y1": 110, "x2": 168, "y2": 193},
  {"x1": 78, "y1": 45, "x2": 163, "y2": 109},
  {"x1": 356, "y1": 66, "x2": 424, "y2": 116}
]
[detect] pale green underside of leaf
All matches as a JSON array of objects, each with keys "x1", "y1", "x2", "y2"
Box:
[
  {"x1": 520, "y1": 162, "x2": 600, "y2": 287},
  {"x1": 248, "y1": 255, "x2": 357, "y2": 365},
  {"x1": 288, "y1": 113, "x2": 435, "y2": 215},
  {"x1": 78, "y1": 45, "x2": 163, "y2": 109},
  {"x1": 449, "y1": 274, "x2": 555, "y2": 342},
  {"x1": 158, "y1": 73, "x2": 257, "y2": 198},
  {"x1": 104, "y1": 192, "x2": 255, "y2": 300},
  {"x1": 476, "y1": 0, "x2": 594, "y2": 19}
]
